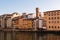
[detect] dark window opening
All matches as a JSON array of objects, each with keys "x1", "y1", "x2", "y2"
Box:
[
  {"x1": 58, "y1": 26, "x2": 59, "y2": 28},
  {"x1": 49, "y1": 26, "x2": 50, "y2": 28},
  {"x1": 52, "y1": 26, "x2": 53, "y2": 28},
  {"x1": 49, "y1": 17, "x2": 50, "y2": 20},
  {"x1": 55, "y1": 26, "x2": 56, "y2": 28},
  {"x1": 57, "y1": 17, "x2": 59, "y2": 19}
]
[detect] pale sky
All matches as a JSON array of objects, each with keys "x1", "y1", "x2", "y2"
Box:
[{"x1": 0, "y1": 0, "x2": 60, "y2": 15}]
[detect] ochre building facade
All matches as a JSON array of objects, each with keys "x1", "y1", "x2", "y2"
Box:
[
  {"x1": 12, "y1": 16, "x2": 33, "y2": 30},
  {"x1": 44, "y1": 10, "x2": 60, "y2": 31}
]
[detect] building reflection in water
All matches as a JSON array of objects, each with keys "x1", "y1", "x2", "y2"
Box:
[{"x1": 0, "y1": 31, "x2": 60, "y2": 40}]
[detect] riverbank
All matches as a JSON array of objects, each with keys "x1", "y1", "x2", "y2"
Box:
[{"x1": 0, "y1": 28, "x2": 60, "y2": 34}]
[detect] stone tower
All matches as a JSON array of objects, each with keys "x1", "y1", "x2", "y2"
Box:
[{"x1": 36, "y1": 7, "x2": 41, "y2": 18}]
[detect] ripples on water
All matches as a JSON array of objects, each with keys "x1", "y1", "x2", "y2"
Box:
[{"x1": 0, "y1": 31, "x2": 60, "y2": 40}]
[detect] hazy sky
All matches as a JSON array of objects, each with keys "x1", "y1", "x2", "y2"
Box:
[{"x1": 0, "y1": 0, "x2": 60, "y2": 15}]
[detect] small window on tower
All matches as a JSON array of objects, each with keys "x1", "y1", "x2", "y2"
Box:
[
  {"x1": 49, "y1": 26, "x2": 50, "y2": 28},
  {"x1": 58, "y1": 26, "x2": 59, "y2": 28}
]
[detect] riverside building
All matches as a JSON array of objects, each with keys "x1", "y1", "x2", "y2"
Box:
[{"x1": 44, "y1": 10, "x2": 60, "y2": 31}]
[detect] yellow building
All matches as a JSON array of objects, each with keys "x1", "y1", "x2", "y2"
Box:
[
  {"x1": 44, "y1": 10, "x2": 60, "y2": 31},
  {"x1": 12, "y1": 16, "x2": 21, "y2": 29},
  {"x1": 12, "y1": 16, "x2": 33, "y2": 30},
  {"x1": 19, "y1": 18, "x2": 33, "y2": 30}
]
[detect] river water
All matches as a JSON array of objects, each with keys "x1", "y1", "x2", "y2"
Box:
[{"x1": 0, "y1": 31, "x2": 60, "y2": 40}]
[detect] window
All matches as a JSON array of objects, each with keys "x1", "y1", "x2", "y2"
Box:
[
  {"x1": 52, "y1": 17, "x2": 53, "y2": 20},
  {"x1": 49, "y1": 26, "x2": 50, "y2": 28},
  {"x1": 57, "y1": 17, "x2": 59, "y2": 19},
  {"x1": 52, "y1": 26, "x2": 53, "y2": 28},
  {"x1": 49, "y1": 21, "x2": 50, "y2": 23},
  {"x1": 49, "y1": 17, "x2": 50, "y2": 20},
  {"x1": 57, "y1": 13, "x2": 59, "y2": 15},
  {"x1": 54, "y1": 17, "x2": 56, "y2": 19},
  {"x1": 55, "y1": 26, "x2": 56, "y2": 28},
  {"x1": 57, "y1": 21, "x2": 59, "y2": 23},
  {"x1": 58, "y1": 26, "x2": 59, "y2": 28}
]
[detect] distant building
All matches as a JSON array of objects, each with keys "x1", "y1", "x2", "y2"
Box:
[
  {"x1": 0, "y1": 7, "x2": 46, "y2": 31},
  {"x1": 32, "y1": 7, "x2": 44, "y2": 30},
  {"x1": 12, "y1": 16, "x2": 20, "y2": 29},
  {"x1": 44, "y1": 10, "x2": 60, "y2": 31},
  {"x1": 42, "y1": 18, "x2": 47, "y2": 30},
  {"x1": 33, "y1": 17, "x2": 45, "y2": 30},
  {"x1": 0, "y1": 12, "x2": 20, "y2": 28},
  {"x1": 12, "y1": 16, "x2": 33, "y2": 30},
  {"x1": 36, "y1": 7, "x2": 41, "y2": 18},
  {"x1": 22, "y1": 13, "x2": 27, "y2": 18},
  {"x1": 27, "y1": 13, "x2": 36, "y2": 18}
]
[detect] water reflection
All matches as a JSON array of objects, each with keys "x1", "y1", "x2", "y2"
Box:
[
  {"x1": 0, "y1": 31, "x2": 60, "y2": 40},
  {"x1": 47, "y1": 34, "x2": 60, "y2": 40}
]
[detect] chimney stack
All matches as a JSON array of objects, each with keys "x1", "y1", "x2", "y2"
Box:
[{"x1": 36, "y1": 7, "x2": 39, "y2": 18}]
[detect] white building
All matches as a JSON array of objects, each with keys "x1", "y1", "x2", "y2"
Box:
[
  {"x1": 0, "y1": 12, "x2": 20, "y2": 28},
  {"x1": 27, "y1": 13, "x2": 36, "y2": 18},
  {"x1": 7, "y1": 12, "x2": 20, "y2": 28},
  {"x1": 33, "y1": 18, "x2": 44, "y2": 30}
]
